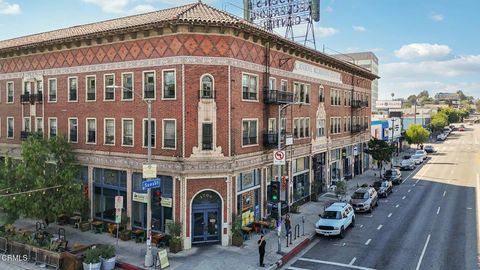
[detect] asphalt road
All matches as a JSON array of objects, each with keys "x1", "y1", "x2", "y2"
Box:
[{"x1": 286, "y1": 124, "x2": 480, "y2": 270}]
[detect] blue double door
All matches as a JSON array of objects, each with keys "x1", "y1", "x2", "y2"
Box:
[{"x1": 192, "y1": 204, "x2": 220, "y2": 244}]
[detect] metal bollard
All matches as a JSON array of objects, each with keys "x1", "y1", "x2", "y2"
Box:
[
  {"x1": 294, "y1": 224, "x2": 300, "y2": 240},
  {"x1": 286, "y1": 234, "x2": 289, "y2": 248},
  {"x1": 302, "y1": 216, "x2": 305, "y2": 236},
  {"x1": 289, "y1": 231, "x2": 292, "y2": 245}
]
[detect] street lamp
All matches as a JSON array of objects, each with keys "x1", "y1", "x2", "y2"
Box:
[
  {"x1": 276, "y1": 104, "x2": 290, "y2": 254},
  {"x1": 108, "y1": 86, "x2": 154, "y2": 267}
]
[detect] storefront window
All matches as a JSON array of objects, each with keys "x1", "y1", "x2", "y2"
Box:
[
  {"x1": 93, "y1": 168, "x2": 127, "y2": 222},
  {"x1": 237, "y1": 169, "x2": 261, "y2": 226},
  {"x1": 293, "y1": 157, "x2": 310, "y2": 202},
  {"x1": 237, "y1": 169, "x2": 261, "y2": 192}
]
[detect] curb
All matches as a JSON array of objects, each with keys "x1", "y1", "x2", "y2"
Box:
[
  {"x1": 267, "y1": 234, "x2": 315, "y2": 270},
  {"x1": 116, "y1": 261, "x2": 147, "y2": 270}
]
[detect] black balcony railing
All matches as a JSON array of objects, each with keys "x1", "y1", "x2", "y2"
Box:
[
  {"x1": 263, "y1": 132, "x2": 278, "y2": 147},
  {"x1": 20, "y1": 93, "x2": 31, "y2": 103},
  {"x1": 20, "y1": 131, "x2": 31, "y2": 140},
  {"x1": 351, "y1": 124, "x2": 362, "y2": 133},
  {"x1": 263, "y1": 89, "x2": 294, "y2": 104},
  {"x1": 363, "y1": 124, "x2": 369, "y2": 131},
  {"x1": 352, "y1": 100, "x2": 368, "y2": 108},
  {"x1": 34, "y1": 92, "x2": 43, "y2": 103}
]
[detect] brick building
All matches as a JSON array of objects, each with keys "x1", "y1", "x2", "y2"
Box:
[{"x1": 0, "y1": 3, "x2": 376, "y2": 248}]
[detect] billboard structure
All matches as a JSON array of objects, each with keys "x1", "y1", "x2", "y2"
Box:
[
  {"x1": 244, "y1": 0, "x2": 320, "y2": 48},
  {"x1": 375, "y1": 100, "x2": 402, "y2": 109}
]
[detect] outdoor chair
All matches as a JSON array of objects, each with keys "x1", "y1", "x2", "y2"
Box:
[
  {"x1": 157, "y1": 235, "x2": 171, "y2": 248},
  {"x1": 135, "y1": 231, "x2": 146, "y2": 243}
]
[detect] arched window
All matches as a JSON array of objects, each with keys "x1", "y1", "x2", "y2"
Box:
[{"x1": 201, "y1": 75, "x2": 213, "y2": 98}]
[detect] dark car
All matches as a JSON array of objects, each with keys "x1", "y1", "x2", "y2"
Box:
[
  {"x1": 383, "y1": 169, "x2": 402, "y2": 185},
  {"x1": 372, "y1": 180, "x2": 393, "y2": 197},
  {"x1": 424, "y1": 145, "x2": 435, "y2": 153}
]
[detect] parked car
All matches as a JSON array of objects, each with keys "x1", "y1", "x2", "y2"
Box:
[
  {"x1": 459, "y1": 127, "x2": 465, "y2": 131},
  {"x1": 415, "y1": 150, "x2": 428, "y2": 161},
  {"x1": 350, "y1": 188, "x2": 378, "y2": 213},
  {"x1": 424, "y1": 145, "x2": 435, "y2": 153},
  {"x1": 449, "y1": 124, "x2": 456, "y2": 131},
  {"x1": 442, "y1": 127, "x2": 452, "y2": 135},
  {"x1": 437, "y1": 133, "x2": 447, "y2": 141},
  {"x1": 372, "y1": 180, "x2": 393, "y2": 197},
  {"x1": 400, "y1": 158, "x2": 415, "y2": 170},
  {"x1": 410, "y1": 154, "x2": 423, "y2": 165},
  {"x1": 315, "y1": 202, "x2": 355, "y2": 238},
  {"x1": 460, "y1": 124, "x2": 465, "y2": 128},
  {"x1": 383, "y1": 169, "x2": 402, "y2": 184}
]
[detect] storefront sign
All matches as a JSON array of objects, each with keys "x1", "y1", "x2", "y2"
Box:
[
  {"x1": 143, "y1": 164, "x2": 157, "y2": 179},
  {"x1": 133, "y1": 192, "x2": 148, "y2": 203},
  {"x1": 161, "y1": 197, "x2": 172, "y2": 208},
  {"x1": 286, "y1": 135, "x2": 293, "y2": 146},
  {"x1": 375, "y1": 100, "x2": 402, "y2": 109},
  {"x1": 157, "y1": 249, "x2": 170, "y2": 269},
  {"x1": 115, "y1": 196, "x2": 123, "y2": 209},
  {"x1": 292, "y1": 61, "x2": 342, "y2": 84},
  {"x1": 273, "y1": 150, "x2": 286, "y2": 165}
]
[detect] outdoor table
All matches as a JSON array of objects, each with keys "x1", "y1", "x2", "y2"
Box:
[
  {"x1": 91, "y1": 221, "x2": 104, "y2": 233},
  {"x1": 151, "y1": 233, "x2": 165, "y2": 247},
  {"x1": 132, "y1": 229, "x2": 145, "y2": 242}
]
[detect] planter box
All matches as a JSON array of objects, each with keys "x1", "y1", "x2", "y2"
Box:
[
  {"x1": 101, "y1": 256, "x2": 116, "y2": 270},
  {"x1": 8, "y1": 241, "x2": 27, "y2": 256},
  {"x1": 83, "y1": 262, "x2": 101, "y2": 270},
  {"x1": 119, "y1": 231, "x2": 131, "y2": 241},
  {"x1": 231, "y1": 235, "x2": 243, "y2": 247},
  {"x1": 169, "y1": 241, "x2": 182, "y2": 254},
  {"x1": 35, "y1": 248, "x2": 64, "y2": 270},
  {"x1": 0, "y1": 237, "x2": 7, "y2": 253},
  {"x1": 79, "y1": 222, "x2": 91, "y2": 232}
]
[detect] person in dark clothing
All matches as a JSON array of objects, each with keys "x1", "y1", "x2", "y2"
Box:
[
  {"x1": 258, "y1": 234, "x2": 266, "y2": 267},
  {"x1": 285, "y1": 214, "x2": 291, "y2": 237}
]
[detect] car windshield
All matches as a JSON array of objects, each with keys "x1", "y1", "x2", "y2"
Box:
[
  {"x1": 425, "y1": 146, "x2": 432, "y2": 149},
  {"x1": 352, "y1": 192, "x2": 367, "y2": 199},
  {"x1": 323, "y1": 211, "x2": 341, "y2": 219},
  {"x1": 412, "y1": 154, "x2": 422, "y2": 159},
  {"x1": 403, "y1": 155, "x2": 411, "y2": 159},
  {"x1": 381, "y1": 182, "x2": 389, "y2": 187},
  {"x1": 415, "y1": 150, "x2": 424, "y2": 154},
  {"x1": 373, "y1": 182, "x2": 382, "y2": 188},
  {"x1": 385, "y1": 170, "x2": 393, "y2": 176}
]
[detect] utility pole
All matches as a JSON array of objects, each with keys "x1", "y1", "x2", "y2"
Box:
[{"x1": 277, "y1": 104, "x2": 289, "y2": 254}]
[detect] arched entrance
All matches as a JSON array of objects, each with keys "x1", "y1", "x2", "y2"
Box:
[{"x1": 191, "y1": 190, "x2": 221, "y2": 244}]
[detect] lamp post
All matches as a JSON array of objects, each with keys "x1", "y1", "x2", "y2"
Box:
[
  {"x1": 277, "y1": 103, "x2": 290, "y2": 254},
  {"x1": 109, "y1": 86, "x2": 153, "y2": 267}
]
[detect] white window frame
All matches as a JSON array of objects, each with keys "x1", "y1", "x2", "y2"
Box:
[
  {"x1": 142, "y1": 118, "x2": 157, "y2": 148},
  {"x1": 36, "y1": 80, "x2": 43, "y2": 95},
  {"x1": 200, "y1": 73, "x2": 215, "y2": 99},
  {"x1": 121, "y1": 72, "x2": 134, "y2": 101},
  {"x1": 241, "y1": 72, "x2": 259, "y2": 102},
  {"x1": 162, "y1": 119, "x2": 177, "y2": 150},
  {"x1": 6, "y1": 82, "x2": 14, "y2": 104},
  {"x1": 85, "y1": 75, "x2": 96, "y2": 102},
  {"x1": 121, "y1": 118, "x2": 134, "y2": 147},
  {"x1": 142, "y1": 70, "x2": 156, "y2": 100},
  {"x1": 23, "y1": 117, "x2": 31, "y2": 132},
  {"x1": 103, "y1": 74, "x2": 115, "y2": 101},
  {"x1": 36, "y1": 117, "x2": 43, "y2": 134},
  {"x1": 319, "y1": 85, "x2": 324, "y2": 102},
  {"x1": 316, "y1": 118, "x2": 325, "y2": 137},
  {"x1": 68, "y1": 117, "x2": 78, "y2": 143},
  {"x1": 86, "y1": 118, "x2": 97, "y2": 144},
  {"x1": 294, "y1": 82, "x2": 310, "y2": 104},
  {"x1": 162, "y1": 69, "x2": 176, "y2": 100},
  {"x1": 241, "y1": 118, "x2": 258, "y2": 147},
  {"x1": 269, "y1": 77, "x2": 276, "y2": 91},
  {"x1": 281, "y1": 80, "x2": 288, "y2": 92},
  {"x1": 68, "y1": 76, "x2": 78, "y2": 102},
  {"x1": 267, "y1": 118, "x2": 277, "y2": 133},
  {"x1": 104, "y1": 118, "x2": 115, "y2": 145},
  {"x1": 23, "y1": 81, "x2": 31, "y2": 95},
  {"x1": 7, "y1": 117, "x2": 14, "y2": 139},
  {"x1": 47, "y1": 78, "x2": 57, "y2": 103},
  {"x1": 48, "y1": 117, "x2": 57, "y2": 139}
]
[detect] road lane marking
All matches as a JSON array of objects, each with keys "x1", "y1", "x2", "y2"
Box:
[
  {"x1": 408, "y1": 189, "x2": 411, "y2": 193},
  {"x1": 333, "y1": 243, "x2": 346, "y2": 247},
  {"x1": 298, "y1": 258, "x2": 377, "y2": 270},
  {"x1": 402, "y1": 196, "x2": 406, "y2": 200},
  {"x1": 377, "y1": 225, "x2": 383, "y2": 230},
  {"x1": 388, "y1": 213, "x2": 392, "y2": 218},
  {"x1": 443, "y1": 191, "x2": 446, "y2": 197},
  {"x1": 415, "y1": 179, "x2": 420, "y2": 184},
  {"x1": 349, "y1": 257, "x2": 357, "y2": 266},
  {"x1": 396, "y1": 204, "x2": 400, "y2": 208},
  {"x1": 288, "y1": 267, "x2": 309, "y2": 270},
  {"x1": 437, "y1": 207, "x2": 441, "y2": 215},
  {"x1": 365, "y1": 239, "x2": 372, "y2": 245},
  {"x1": 415, "y1": 234, "x2": 431, "y2": 270},
  {"x1": 359, "y1": 224, "x2": 364, "y2": 228}
]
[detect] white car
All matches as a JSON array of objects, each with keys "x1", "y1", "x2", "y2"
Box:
[
  {"x1": 410, "y1": 154, "x2": 423, "y2": 165},
  {"x1": 400, "y1": 159, "x2": 415, "y2": 170},
  {"x1": 315, "y1": 202, "x2": 355, "y2": 238},
  {"x1": 415, "y1": 150, "x2": 427, "y2": 160},
  {"x1": 437, "y1": 133, "x2": 447, "y2": 141}
]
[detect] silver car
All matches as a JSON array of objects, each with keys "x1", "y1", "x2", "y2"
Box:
[{"x1": 350, "y1": 188, "x2": 378, "y2": 213}]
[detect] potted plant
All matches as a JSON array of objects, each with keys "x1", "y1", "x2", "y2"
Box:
[
  {"x1": 99, "y1": 245, "x2": 116, "y2": 270},
  {"x1": 119, "y1": 229, "x2": 131, "y2": 241},
  {"x1": 166, "y1": 221, "x2": 182, "y2": 253},
  {"x1": 83, "y1": 247, "x2": 101, "y2": 270},
  {"x1": 231, "y1": 214, "x2": 243, "y2": 247}
]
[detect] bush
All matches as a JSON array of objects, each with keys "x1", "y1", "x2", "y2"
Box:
[
  {"x1": 231, "y1": 214, "x2": 243, "y2": 237},
  {"x1": 335, "y1": 180, "x2": 347, "y2": 198},
  {"x1": 99, "y1": 244, "x2": 115, "y2": 259},
  {"x1": 166, "y1": 221, "x2": 181, "y2": 237},
  {"x1": 84, "y1": 247, "x2": 101, "y2": 264}
]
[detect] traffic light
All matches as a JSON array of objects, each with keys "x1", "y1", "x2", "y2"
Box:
[{"x1": 271, "y1": 181, "x2": 280, "y2": 203}]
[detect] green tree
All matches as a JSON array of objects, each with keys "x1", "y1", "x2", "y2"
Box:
[
  {"x1": 407, "y1": 95, "x2": 417, "y2": 107},
  {"x1": 476, "y1": 99, "x2": 480, "y2": 112},
  {"x1": 365, "y1": 138, "x2": 395, "y2": 176},
  {"x1": 0, "y1": 157, "x2": 22, "y2": 224},
  {"x1": 430, "y1": 112, "x2": 448, "y2": 132},
  {"x1": 405, "y1": 124, "x2": 430, "y2": 148}
]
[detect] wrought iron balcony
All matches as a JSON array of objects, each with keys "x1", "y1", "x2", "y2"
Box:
[
  {"x1": 363, "y1": 124, "x2": 369, "y2": 131},
  {"x1": 20, "y1": 131, "x2": 31, "y2": 140},
  {"x1": 263, "y1": 89, "x2": 294, "y2": 104},
  {"x1": 352, "y1": 100, "x2": 368, "y2": 108},
  {"x1": 34, "y1": 92, "x2": 43, "y2": 103},
  {"x1": 20, "y1": 93, "x2": 31, "y2": 103},
  {"x1": 351, "y1": 124, "x2": 362, "y2": 134},
  {"x1": 263, "y1": 132, "x2": 278, "y2": 147}
]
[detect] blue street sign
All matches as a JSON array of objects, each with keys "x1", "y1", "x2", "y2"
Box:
[{"x1": 142, "y1": 178, "x2": 161, "y2": 190}]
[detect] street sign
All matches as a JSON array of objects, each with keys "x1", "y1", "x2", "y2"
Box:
[
  {"x1": 285, "y1": 135, "x2": 293, "y2": 146},
  {"x1": 133, "y1": 192, "x2": 148, "y2": 203},
  {"x1": 143, "y1": 178, "x2": 161, "y2": 190},
  {"x1": 115, "y1": 208, "x2": 122, "y2": 224},
  {"x1": 115, "y1": 196, "x2": 123, "y2": 209},
  {"x1": 161, "y1": 197, "x2": 172, "y2": 208},
  {"x1": 143, "y1": 164, "x2": 157, "y2": 179},
  {"x1": 353, "y1": 146, "x2": 358, "y2": 156},
  {"x1": 273, "y1": 150, "x2": 286, "y2": 165}
]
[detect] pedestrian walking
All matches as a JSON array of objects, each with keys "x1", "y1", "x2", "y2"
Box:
[
  {"x1": 285, "y1": 214, "x2": 291, "y2": 237},
  {"x1": 258, "y1": 234, "x2": 266, "y2": 267}
]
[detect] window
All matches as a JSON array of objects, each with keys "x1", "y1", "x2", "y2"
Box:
[
  {"x1": 87, "y1": 118, "x2": 96, "y2": 144},
  {"x1": 86, "y1": 76, "x2": 96, "y2": 101},
  {"x1": 269, "y1": 77, "x2": 276, "y2": 90},
  {"x1": 294, "y1": 83, "x2": 310, "y2": 104},
  {"x1": 242, "y1": 119, "x2": 257, "y2": 146},
  {"x1": 348, "y1": 117, "x2": 351, "y2": 132},
  {"x1": 6, "y1": 82, "x2": 14, "y2": 103},
  {"x1": 294, "y1": 119, "x2": 299, "y2": 138},
  {"x1": 143, "y1": 119, "x2": 156, "y2": 147},
  {"x1": 344, "y1": 117, "x2": 347, "y2": 132},
  {"x1": 163, "y1": 70, "x2": 176, "y2": 99},
  {"x1": 202, "y1": 123, "x2": 213, "y2": 150},
  {"x1": 281, "y1": 80, "x2": 287, "y2": 92},
  {"x1": 23, "y1": 117, "x2": 30, "y2": 133},
  {"x1": 268, "y1": 118, "x2": 276, "y2": 133},
  {"x1": 163, "y1": 119, "x2": 176, "y2": 149},
  {"x1": 319, "y1": 85, "x2": 324, "y2": 102},
  {"x1": 294, "y1": 117, "x2": 310, "y2": 139},
  {"x1": 242, "y1": 74, "x2": 258, "y2": 101},
  {"x1": 330, "y1": 117, "x2": 341, "y2": 135},
  {"x1": 24, "y1": 82, "x2": 31, "y2": 95},
  {"x1": 48, "y1": 79, "x2": 57, "y2": 102},
  {"x1": 348, "y1": 91, "x2": 351, "y2": 106},
  {"x1": 36, "y1": 81, "x2": 43, "y2": 95},
  {"x1": 143, "y1": 71, "x2": 155, "y2": 99},
  {"x1": 104, "y1": 119, "x2": 115, "y2": 145},
  {"x1": 36, "y1": 117, "x2": 43, "y2": 134},
  {"x1": 122, "y1": 119, "x2": 134, "y2": 146},
  {"x1": 7, "y1": 117, "x2": 13, "y2": 138},
  {"x1": 281, "y1": 118, "x2": 286, "y2": 134},
  {"x1": 344, "y1": 91, "x2": 348, "y2": 106},
  {"x1": 366, "y1": 94, "x2": 369, "y2": 107},
  {"x1": 316, "y1": 119, "x2": 325, "y2": 137},
  {"x1": 104, "y1": 74, "x2": 115, "y2": 101},
  {"x1": 48, "y1": 118, "x2": 57, "y2": 139},
  {"x1": 69, "y1": 118, "x2": 78, "y2": 143},
  {"x1": 200, "y1": 75, "x2": 213, "y2": 98},
  {"x1": 121, "y1": 73, "x2": 133, "y2": 100}
]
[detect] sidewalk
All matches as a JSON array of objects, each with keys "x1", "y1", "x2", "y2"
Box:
[{"x1": 10, "y1": 150, "x2": 411, "y2": 270}]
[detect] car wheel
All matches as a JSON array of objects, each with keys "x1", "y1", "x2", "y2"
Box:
[
  {"x1": 351, "y1": 217, "x2": 356, "y2": 227},
  {"x1": 368, "y1": 206, "x2": 372, "y2": 213},
  {"x1": 339, "y1": 227, "x2": 345, "y2": 238}
]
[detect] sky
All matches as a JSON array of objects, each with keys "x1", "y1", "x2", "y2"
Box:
[{"x1": 0, "y1": 0, "x2": 479, "y2": 100}]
